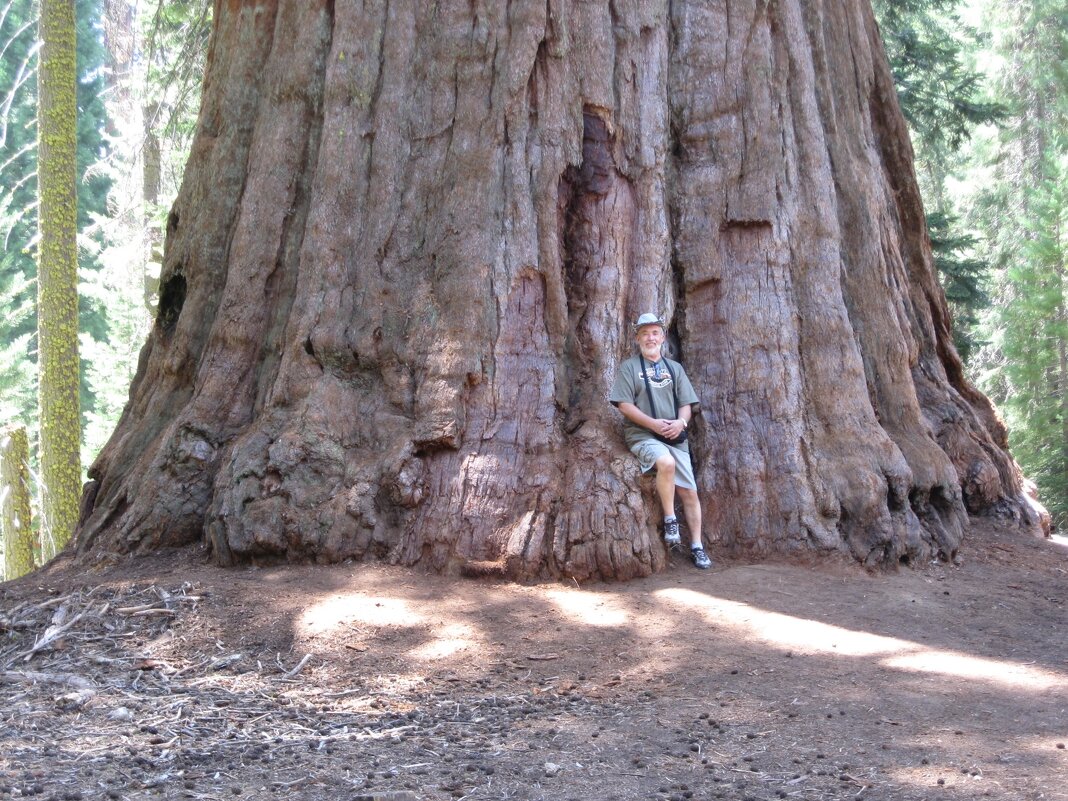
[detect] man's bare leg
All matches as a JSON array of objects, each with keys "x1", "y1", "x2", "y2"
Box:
[
  {"x1": 676, "y1": 486, "x2": 703, "y2": 547},
  {"x1": 654, "y1": 454, "x2": 676, "y2": 514},
  {"x1": 677, "y1": 486, "x2": 711, "y2": 568},
  {"x1": 654, "y1": 454, "x2": 681, "y2": 546}
]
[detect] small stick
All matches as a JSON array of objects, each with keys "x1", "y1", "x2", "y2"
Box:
[{"x1": 281, "y1": 654, "x2": 313, "y2": 679}]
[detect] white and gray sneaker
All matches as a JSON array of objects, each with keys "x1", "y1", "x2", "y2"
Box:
[
  {"x1": 663, "y1": 518, "x2": 682, "y2": 547},
  {"x1": 691, "y1": 547, "x2": 712, "y2": 569}
]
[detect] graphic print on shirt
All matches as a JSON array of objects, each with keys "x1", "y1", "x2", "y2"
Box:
[{"x1": 638, "y1": 365, "x2": 673, "y2": 390}]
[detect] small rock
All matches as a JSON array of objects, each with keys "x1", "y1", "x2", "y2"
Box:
[
  {"x1": 544, "y1": 762, "x2": 562, "y2": 777},
  {"x1": 107, "y1": 707, "x2": 134, "y2": 722}
]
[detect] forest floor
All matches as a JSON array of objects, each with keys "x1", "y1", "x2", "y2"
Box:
[{"x1": 0, "y1": 519, "x2": 1066, "y2": 801}]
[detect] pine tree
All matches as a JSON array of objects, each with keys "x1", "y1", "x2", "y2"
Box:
[
  {"x1": 1, "y1": 0, "x2": 41, "y2": 427},
  {"x1": 874, "y1": 0, "x2": 1003, "y2": 160},
  {"x1": 927, "y1": 210, "x2": 989, "y2": 362},
  {"x1": 872, "y1": 0, "x2": 1004, "y2": 363},
  {"x1": 969, "y1": 0, "x2": 1068, "y2": 526}
]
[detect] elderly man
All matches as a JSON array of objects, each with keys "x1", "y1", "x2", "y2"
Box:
[{"x1": 609, "y1": 313, "x2": 711, "y2": 569}]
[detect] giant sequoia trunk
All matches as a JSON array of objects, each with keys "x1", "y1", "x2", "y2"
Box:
[{"x1": 75, "y1": 0, "x2": 1043, "y2": 579}]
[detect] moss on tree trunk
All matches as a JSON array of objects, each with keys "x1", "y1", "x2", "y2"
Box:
[
  {"x1": 2, "y1": 426, "x2": 35, "y2": 579},
  {"x1": 37, "y1": 0, "x2": 80, "y2": 560}
]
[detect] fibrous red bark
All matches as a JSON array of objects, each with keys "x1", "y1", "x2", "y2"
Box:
[{"x1": 75, "y1": 0, "x2": 1044, "y2": 579}]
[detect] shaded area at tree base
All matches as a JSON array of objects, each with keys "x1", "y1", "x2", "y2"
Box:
[{"x1": 4, "y1": 518, "x2": 1066, "y2": 800}]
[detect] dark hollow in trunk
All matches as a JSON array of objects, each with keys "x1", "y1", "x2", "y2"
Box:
[{"x1": 75, "y1": 0, "x2": 1044, "y2": 579}]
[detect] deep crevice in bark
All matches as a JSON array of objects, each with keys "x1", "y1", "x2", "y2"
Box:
[{"x1": 155, "y1": 272, "x2": 186, "y2": 335}]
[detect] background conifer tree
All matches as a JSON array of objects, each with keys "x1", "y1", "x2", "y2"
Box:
[{"x1": 36, "y1": 0, "x2": 79, "y2": 558}]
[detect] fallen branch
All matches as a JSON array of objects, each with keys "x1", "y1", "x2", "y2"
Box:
[
  {"x1": 22, "y1": 608, "x2": 91, "y2": 661},
  {"x1": 116, "y1": 602, "x2": 165, "y2": 614},
  {"x1": 1, "y1": 669, "x2": 95, "y2": 690}
]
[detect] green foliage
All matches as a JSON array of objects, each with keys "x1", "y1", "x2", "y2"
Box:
[
  {"x1": 74, "y1": 0, "x2": 113, "y2": 346},
  {"x1": 993, "y1": 167, "x2": 1068, "y2": 526},
  {"x1": 927, "y1": 209, "x2": 989, "y2": 362},
  {"x1": 1, "y1": 0, "x2": 40, "y2": 411},
  {"x1": 873, "y1": 0, "x2": 1003, "y2": 368},
  {"x1": 142, "y1": 0, "x2": 210, "y2": 196},
  {"x1": 875, "y1": 0, "x2": 1005, "y2": 155},
  {"x1": 0, "y1": 253, "x2": 34, "y2": 428},
  {"x1": 965, "y1": 0, "x2": 1068, "y2": 527},
  {"x1": 79, "y1": 228, "x2": 152, "y2": 465}
]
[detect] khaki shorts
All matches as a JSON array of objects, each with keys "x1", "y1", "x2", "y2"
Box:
[{"x1": 630, "y1": 439, "x2": 697, "y2": 491}]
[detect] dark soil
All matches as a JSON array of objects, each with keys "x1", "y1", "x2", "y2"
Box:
[{"x1": 1, "y1": 518, "x2": 1066, "y2": 801}]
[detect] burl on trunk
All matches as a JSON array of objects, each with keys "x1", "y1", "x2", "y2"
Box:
[{"x1": 75, "y1": 0, "x2": 1044, "y2": 580}]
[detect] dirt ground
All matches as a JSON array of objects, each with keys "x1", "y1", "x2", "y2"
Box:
[{"x1": 1, "y1": 519, "x2": 1066, "y2": 801}]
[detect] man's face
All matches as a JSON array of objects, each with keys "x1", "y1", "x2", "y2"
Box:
[{"x1": 635, "y1": 324, "x2": 665, "y2": 354}]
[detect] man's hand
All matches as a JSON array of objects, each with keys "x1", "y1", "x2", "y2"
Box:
[
  {"x1": 659, "y1": 418, "x2": 686, "y2": 440},
  {"x1": 618, "y1": 402, "x2": 691, "y2": 440}
]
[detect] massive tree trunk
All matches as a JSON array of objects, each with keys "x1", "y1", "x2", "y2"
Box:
[{"x1": 75, "y1": 0, "x2": 1043, "y2": 579}]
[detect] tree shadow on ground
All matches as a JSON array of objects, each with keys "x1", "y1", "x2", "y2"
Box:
[{"x1": 0, "y1": 519, "x2": 1065, "y2": 800}]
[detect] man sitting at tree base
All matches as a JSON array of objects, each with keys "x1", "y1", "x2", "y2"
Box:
[{"x1": 609, "y1": 313, "x2": 711, "y2": 570}]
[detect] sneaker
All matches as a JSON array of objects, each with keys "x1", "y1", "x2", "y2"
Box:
[
  {"x1": 691, "y1": 547, "x2": 712, "y2": 569},
  {"x1": 663, "y1": 518, "x2": 681, "y2": 547}
]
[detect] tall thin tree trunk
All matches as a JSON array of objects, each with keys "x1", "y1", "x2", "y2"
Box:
[
  {"x1": 1057, "y1": 219, "x2": 1068, "y2": 496},
  {"x1": 143, "y1": 101, "x2": 162, "y2": 309},
  {"x1": 75, "y1": 0, "x2": 1042, "y2": 579},
  {"x1": 37, "y1": 0, "x2": 80, "y2": 560},
  {"x1": 1, "y1": 426, "x2": 35, "y2": 580}
]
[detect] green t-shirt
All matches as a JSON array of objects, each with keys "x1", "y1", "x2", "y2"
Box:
[{"x1": 609, "y1": 355, "x2": 700, "y2": 449}]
